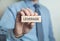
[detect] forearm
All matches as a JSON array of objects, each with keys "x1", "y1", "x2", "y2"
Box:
[
  {"x1": 13, "y1": 28, "x2": 23, "y2": 38},
  {"x1": 13, "y1": 22, "x2": 24, "y2": 38}
]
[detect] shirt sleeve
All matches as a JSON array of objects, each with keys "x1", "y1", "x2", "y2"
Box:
[
  {"x1": 0, "y1": 7, "x2": 16, "y2": 29},
  {"x1": 47, "y1": 10, "x2": 55, "y2": 41},
  {"x1": 7, "y1": 29, "x2": 23, "y2": 41},
  {"x1": 0, "y1": 7, "x2": 23, "y2": 41}
]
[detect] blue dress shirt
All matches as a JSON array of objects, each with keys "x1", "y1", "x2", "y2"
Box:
[{"x1": 0, "y1": 0, "x2": 55, "y2": 41}]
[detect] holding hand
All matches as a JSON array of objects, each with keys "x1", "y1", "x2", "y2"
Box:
[{"x1": 13, "y1": 8, "x2": 38, "y2": 38}]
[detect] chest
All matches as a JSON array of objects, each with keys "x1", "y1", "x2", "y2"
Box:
[{"x1": 15, "y1": 3, "x2": 49, "y2": 41}]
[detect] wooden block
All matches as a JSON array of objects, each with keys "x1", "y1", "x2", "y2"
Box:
[{"x1": 21, "y1": 16, "x2": 41, "y2": 22}]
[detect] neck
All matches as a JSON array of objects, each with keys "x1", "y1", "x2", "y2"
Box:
[
  {"x1": 32, "y1": 0, "x2": 38, "y2": 4},
  {"x1": 25, "y1": 0, "x2": 38, "y2": 4}
]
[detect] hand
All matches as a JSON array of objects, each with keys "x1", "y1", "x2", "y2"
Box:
[{"x1": 13, "y1": 8, "x2": 38, "y2": 38}]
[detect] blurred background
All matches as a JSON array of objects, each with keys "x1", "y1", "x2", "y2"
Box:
[{"x1": 0, "y1": 0, "x2": 60, "y2": 41}]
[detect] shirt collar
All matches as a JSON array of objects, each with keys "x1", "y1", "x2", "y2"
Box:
[
  {"x1": 24, "y1": 0, "x2": 40, "y2": 7},
  {"x1": 25, "y1": 1, "x2": 34, "y2": 7}
]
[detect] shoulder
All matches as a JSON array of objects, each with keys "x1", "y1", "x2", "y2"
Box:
[
  {"x1": 39, "y1": 4, "x2": 51, "y2": 21},
  {"x1": 5, "y1": 1, "x2": 25, "y2": 14},
  {"x1": 39, "y1": 4, "x2": 50, "y2": 17},
  {"x1": 7, "y1": 1, "x2": 25, "y2": 10},
  {"x1": 39, "y1": 4, "x2": 50, "y2": 14}
]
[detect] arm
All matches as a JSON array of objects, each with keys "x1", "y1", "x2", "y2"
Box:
[
  {"x1": 48, "y1": 11, "x2": 55, "y2": 41},
  {"x1": 0, "y1": 6, "x2": 37, "y2": 41},
  {"x1": 0, "y1": 7, "x2": 23, "y2": 41},
  {"x1": 0, "y1": 7, "x2": 16, "y2": 29},
  {"x1": 40, "y1": 4, "x2": 55, "y2": 41},
  {"x1": 49, "y1": 19, "x2": 55, "y2": 41}
]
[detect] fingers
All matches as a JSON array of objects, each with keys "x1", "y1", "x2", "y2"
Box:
[
  {"x1": 17, "y1": 8, "x2": 38, "y2": 23},
  {"x1": 21, "y1": 8, "x2": 34, "y2": 16},
  {"x1": 20, "y1": 11, "x2": 25, "y2": 16},
  {"x1": 27, "y1": 8, "x2": 34, "y2": 16},
  {"x1": 19, "y1": 8, "x2": 38, "y2": 16},
  {"x1": 21, "y1": 8, "x2": 38, "y2": 25},
  {"x1": 22, "y1": 8, "x2": 30, "y2": 16},
  {"x1": 34, "y1": 12, "x2": 38, "y2": 16}
]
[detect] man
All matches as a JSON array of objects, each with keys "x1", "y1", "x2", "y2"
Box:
[{"x1": 0, "y1": 0, "x2": 55, "y2": 41}]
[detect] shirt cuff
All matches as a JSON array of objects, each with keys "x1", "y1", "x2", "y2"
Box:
[{"x1": 10, "y1": 29, "x2": 23, "y2": 40}]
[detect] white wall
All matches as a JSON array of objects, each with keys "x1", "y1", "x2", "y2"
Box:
[
  {"x1": 40, "y1": 0, "x2": 60, "y2": 41},
  {"x1": 0, "y1": 0, "x2": 18, "y2": 17},
  {"x1": 0, "y1": 0, "x2": 60, "y2": 41}
]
